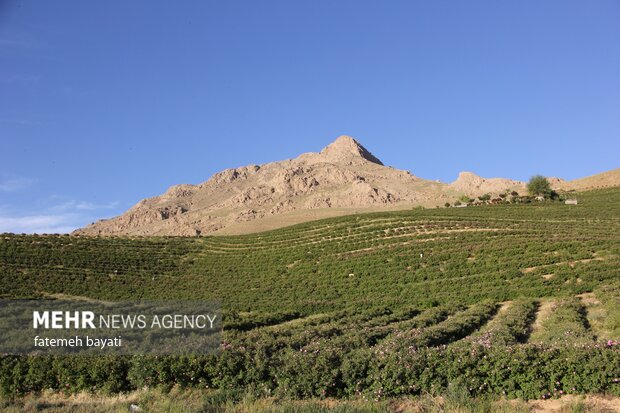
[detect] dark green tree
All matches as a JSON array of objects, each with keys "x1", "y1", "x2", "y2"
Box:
[{"x1": 527, "y1": 175, "x2": 552, "y2": 197}]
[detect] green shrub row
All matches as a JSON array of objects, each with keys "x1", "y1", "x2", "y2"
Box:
[
  {"x1": 529, "y1": 298, "x2": 594, "y2": 345},
  {"x1": 457, "y1": 299, "x2": 538, "y2": 347},
  {"x1": 1, "y1": 344, "x2": 618, "y2": 400}
]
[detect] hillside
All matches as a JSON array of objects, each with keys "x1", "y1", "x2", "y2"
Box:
[
  {"x1": 2, "y1": 188, "x2": 620, "y2": 400},
  {"x1": 73, "y1": 136, "x2": 533, "y2": 237},
  {"x1": 553, "y1": 168, "x2": 620, "y2": 191},
  {"x1": 73, "y1": 136, "x2": 619, "y2": 237},
  {"x1": 6, "y1": 188, "x2": 619, "y2": 311}
]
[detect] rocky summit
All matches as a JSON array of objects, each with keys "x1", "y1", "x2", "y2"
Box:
[{"x1": 74, "y1": 136, "x2": 619, "y2": 236}]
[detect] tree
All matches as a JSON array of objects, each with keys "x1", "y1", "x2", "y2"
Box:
[
  {"x1": 478, "y1": 194, "x2": 491, "y2": 202},
  {"x1": 444, "y1": 202, "x2": 451, "y2": 208},
  {"x1": 527, "y1": 175, "x2": 552, "y2": 198}
]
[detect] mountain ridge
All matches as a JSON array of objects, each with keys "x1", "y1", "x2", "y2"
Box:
[{"x1": 74, "y1": 136, "x2": 619, "y2": 236}]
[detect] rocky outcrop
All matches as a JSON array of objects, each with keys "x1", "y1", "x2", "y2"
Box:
[
  {"x1": 74, "y1": 136, "x2": 615, "y2": 236},
  {"x1": 75, "y1": 136, "x2": 418, "y2": 236},
  {"x1": 450, "y1": 172, "x2": 526, "y2": 195},
  {"x1": 318, "y1": 135, "x2": 384, "y2": 165},
  {"x1": 551, "y1": 168, "x2": 620, "y2": 191}
]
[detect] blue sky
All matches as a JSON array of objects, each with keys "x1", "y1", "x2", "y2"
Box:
[{"x1": 1, "y1": 1, "x2": 619, "y2": 233}]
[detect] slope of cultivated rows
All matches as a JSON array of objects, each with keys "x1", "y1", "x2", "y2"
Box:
[
  {"x1": 1, "y1": 188, "x2": 619, "y2": 314},
  {"x1": 1, "y1": 189, "x2": 620, "y2": 399}
]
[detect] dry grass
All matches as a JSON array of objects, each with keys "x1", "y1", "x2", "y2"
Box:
[
  {"x1": 577, "y1": 293, "x2": 612, "y2": 341},
  {"x1": 528, "y1": 298, "x2": 556, "y2": 342},
  {"x1": 2, "y1": 389, "x2": 619, "y2": 413}
]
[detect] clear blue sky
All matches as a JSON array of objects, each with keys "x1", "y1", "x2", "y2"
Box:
[{"x1": 1, "y1": 1, "x2": 619, "y2": 233}]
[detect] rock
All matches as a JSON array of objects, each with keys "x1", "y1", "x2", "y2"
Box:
[
  {"x1": 319, "y1": 135, "x2": 384, "y2": 165},
  {"x1": 450, "y1": 171, "x2": 525, "y2": 196},
  {"x1": 73, "y1": 136, "x2": 615, "y2": 237}
]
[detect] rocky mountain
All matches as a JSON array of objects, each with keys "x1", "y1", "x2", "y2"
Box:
[
  {"x1": 74, "y1": 136, "x2": 618, "y2": 236},
  {"x1": 551, "y1": 168, "x2": 620, "y2": 191},
  {"x1": 449, "y1": 171, "x2": 525, "y2": 194}
]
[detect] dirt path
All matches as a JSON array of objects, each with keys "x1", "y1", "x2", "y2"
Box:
[
  {"x1": 529, "y1": 299, "x2": 555, "y2": 342},
  {"x1": 522, "y1": 254, "x2": 604, "y2": 274},
  {"x1": 474, "y1": 301, "x2": 512, "y2": 331},
  {"x1": 5, "y1": 389, "x2": 620, "y2": 412},
  {"x1": 577, "y1": 292, "x2": 611, "y2": 341},
  {"x1": 262, "y1": 312, "x2": 328, "y2": 331},
  {"x1": 528, "y1": 394, "x2": 620, "y2": 412}
]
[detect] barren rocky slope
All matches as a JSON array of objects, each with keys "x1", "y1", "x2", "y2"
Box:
[
  {"x1": 74, "y1": 136, "x2": 618, "y2": 236},
  {"x1": 552, "y1": 168, "x2": 620, "y2": 191}
]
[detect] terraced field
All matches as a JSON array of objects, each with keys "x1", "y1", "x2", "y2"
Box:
[{"x1": 0, "y1": 188, "x2": 619, "y2": 400}]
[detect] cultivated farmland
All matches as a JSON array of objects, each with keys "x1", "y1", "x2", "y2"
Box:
[{"x1": 0, "y1": 188, "x2": 619, "y2": 400}]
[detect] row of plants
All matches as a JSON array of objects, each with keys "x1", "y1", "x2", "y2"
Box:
[
  {"x1": 595, "y1": 281, "x2": 620, "y2": 340},
  {"x1": 1, "y1": 343, "x2": 618, "y2": 400},
  {"x1": 0, "y1": 188, "x2": 618, "y2": 401},
  {"x1": 456, "y1": 300, "x2": 538, "y2": 347},
  {"x1": 529, "y1": 298, "x2": 594, "y2": 345}
]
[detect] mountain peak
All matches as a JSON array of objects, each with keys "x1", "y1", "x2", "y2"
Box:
[
  {"x1": 76, "y1": 136, "x2": 618, "y2": 237},
  {"x1": 320, "y1": 135, "x2": 383, "y2": 165},
  {"x1": 455, "y1": 171, "x2": 483, "y2": 181}
]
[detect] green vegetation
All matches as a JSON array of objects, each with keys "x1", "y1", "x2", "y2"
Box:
[
  {"x1": 457, "y1": 299, "x2": 538, "y2": 347},
  {"x1": 595, "y1": 281, "x2": 620, "y2": 340},
  {"x1": 12, "y1": 386, "x2": 617, "y2": 413},
  {"x1": 527, "y1": 175, "x2": 552, "y2": 198},
  {"x1": 529, "y1": 298, "x2": 595, "y2": 345},
  {"x1": 0, "y1": 188, "x2": 619, "y2": 402},
  {"x1": 450, "y1": 179, "x2": 569, "y2": 206},
  {"x1": 3, "y1": 187, "x2": 618, "y2": 311}
]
